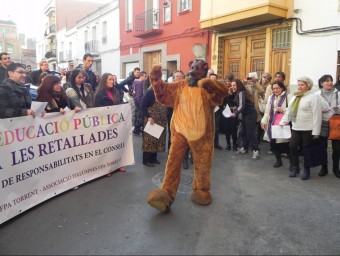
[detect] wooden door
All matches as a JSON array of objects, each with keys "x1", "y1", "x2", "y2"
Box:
[
  {"x1": 223, "y1": 33, "x2": 266, "y2": 79},
  {"x1": 246, "y1": 34, "x2": 266, "y2": 79},
  {"x1": 144, "y1": 51, "x2": 161, "y2": 73},
  {"x1": 223, "y1": 37, "x2": 246, "y2": 79},
  {"x1": 271, "y1": 49, "x2": 291, "y2": 83}
]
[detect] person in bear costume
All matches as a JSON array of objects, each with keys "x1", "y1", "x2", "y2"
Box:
[{"x1": 147, "y1": 59, "x2": 229, "y2": 212}]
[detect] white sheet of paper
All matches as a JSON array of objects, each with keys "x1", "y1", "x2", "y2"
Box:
[
  {"x1": 31, "y1": 101, "x2": 47, "y2": 115},
  {"x1": 214, "y1": 106, "x2": 220, "y2": 113},
  {"x1": 63, "y1": 106, "x2": 70, "y2": 112},
  {"x1": 143, "y1": 121, "x2": 164, "y2": 139},
  {"x1": 222, "y1": 104, "x2": 232, "y2": 117},
  {"x1": 248, "y1": 72, "x2": 258, "y2": 79},
  {"x1": 271, "y1": 125, "x2": 291, "y2": 139}
]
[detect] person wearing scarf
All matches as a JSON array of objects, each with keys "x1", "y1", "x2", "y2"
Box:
[
  {"x1": 280, "y1": 76, "x2": 322, "y2": 180},
  {"x1": 261, "y1": 80, "x2": 292, "y2": 168},
  {"x1": 63, "y1": 68, "x2": 94, "y2": 110},
  {"x1": 315, "y1": 75, "x2": 340, "y2": 178}
]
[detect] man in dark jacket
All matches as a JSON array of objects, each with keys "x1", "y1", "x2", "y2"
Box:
[
  {"x1": 0, "y1": 63, "x2": 34, "y2": 118},
  {"x1": 0, "y1": 52, "x2": 12, "y2": 83},
  {"x1": 82, "y1": 53, "x2": 98, "y2": 91},
  {"x1": 117, "y1": 67, "x2": 141, "y2": 95},
  {"x1": 31, "y1": 60, "x2": 50, "y2": 85}
]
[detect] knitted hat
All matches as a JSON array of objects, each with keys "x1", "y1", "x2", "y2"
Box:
[{"x1": 297, "y1": 76, "x2": 313, "y2": 90}]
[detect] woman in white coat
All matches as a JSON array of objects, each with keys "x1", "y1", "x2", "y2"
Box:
[
  {"x1": 279, "y1": 76, "x2": 322, "y2": 180},
  {"x1": 261, "y1": 80, "x2": 292, "y2": 168}
]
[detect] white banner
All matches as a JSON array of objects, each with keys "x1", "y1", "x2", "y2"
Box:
[{"x1": 0, "y1": 104, "x2": 134, "y2": 224}]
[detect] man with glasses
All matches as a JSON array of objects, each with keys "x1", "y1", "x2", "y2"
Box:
[
  {"x1": 31, "y1": 60, "x2": 50, "y2": 85},
  {"x1": 0, "y1": 52, "x2": 12, "y2": 83},
  {"x1": 0, "y1": 63, "x2": 34, "y2": 118}
]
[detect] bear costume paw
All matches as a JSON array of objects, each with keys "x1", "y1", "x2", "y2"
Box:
[
  {"x1": 147, "y1": 189, "x2": 173, "y2": 213},
  {"x1": 191, "y1": 190, "x2": 212, "y2": 205}
]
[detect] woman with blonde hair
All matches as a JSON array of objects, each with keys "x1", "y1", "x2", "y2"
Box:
[{"x1": 280, "y1": 76, "x2": 322, "y2": 180}]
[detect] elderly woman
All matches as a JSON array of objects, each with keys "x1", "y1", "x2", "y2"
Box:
[
  {"x1": 261, "y1": 80, "x2": 292, "y2": 168},
  {"x1": 280, "y1": 76, "x2": 322, "y2": 180},
  {"x1": 315, "y1": 75, "x2": 340, "y2": 178}
]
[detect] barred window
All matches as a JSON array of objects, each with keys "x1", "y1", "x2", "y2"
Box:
[
  {"x1": 272, "y1": 27, "x2": 291, "y2": 49},
  {"x1": 178, "y1": 0, "x2": 192, "y2": 13}
]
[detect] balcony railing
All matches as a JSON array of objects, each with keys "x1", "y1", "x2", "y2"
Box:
[
  {"x1": 134, "y1": 9, "x2": 163, "y2": 38},
  {"x1": 84, "y1": 40, "x2": 99, "y2": 55},
  {"x1": 44, "y1": 24, "x2": 56, "y2": 38},
  {"x1": 45, "y1": 49, "x2": 56, "y2": 59}
]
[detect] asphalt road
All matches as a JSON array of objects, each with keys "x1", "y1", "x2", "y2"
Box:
[{"x1": 0, "y1": 134, "x2": 339, "y2": 255}]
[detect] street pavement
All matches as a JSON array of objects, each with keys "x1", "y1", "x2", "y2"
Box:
[{"x1": 0, "y1": 134, "x2": 340, "y2": 255}]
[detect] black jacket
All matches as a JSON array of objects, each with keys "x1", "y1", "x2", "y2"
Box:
[{"x1": 117, "y1": 72, "x2": 137, "y2": 95}]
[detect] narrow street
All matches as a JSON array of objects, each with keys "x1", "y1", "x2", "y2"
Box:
[{"x1": 0, "y1": 134, "x2": 339, "y2": 255}]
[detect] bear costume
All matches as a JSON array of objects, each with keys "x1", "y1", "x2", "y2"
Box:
[{"x1": 147, "y1": 59, "x2": 229, "y2": 212}]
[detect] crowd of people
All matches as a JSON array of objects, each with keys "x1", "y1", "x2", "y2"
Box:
[{"x1": 1, "y1": 50, "x2": 340, "y2": 181}]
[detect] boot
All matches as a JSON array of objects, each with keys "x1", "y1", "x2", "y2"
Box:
[
  {"x1": 332, "y1": 151, "x2": 340, "y2": 178},
  {"x1": 182, "y1": 158, "x2": 189, "y2": 169},
  {"x1": 289, "y1": 166, "x2": 300, "y2": 177},
  {"x1": 273, "y1": 152, "x2": 283, "y2": 168},
  {"x1": 318, "y1": 164, "x2": 328, "y2": 177},
  {"x1": 333, "y1": 168, "x2": 340, "y2": 178},
  {"x1": 301, "y1": 167, "x2": 310, "y2": 180}
]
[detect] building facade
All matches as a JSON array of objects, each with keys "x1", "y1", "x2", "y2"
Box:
[
  {"x1": 38, "y1": 0, "x2": 104, "y2": 71},
  {"x1": 200, "y1": 0, "x2": 340, "y2": 91},
  {"x1": 0, "y1": 20, "x2": 21, "y2": 63},
  {"x1": 119, "y1": 0, "x2": 210, "y2": 79}
]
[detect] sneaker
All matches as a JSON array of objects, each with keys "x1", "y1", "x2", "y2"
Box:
[
  {"x1": 225, "y1": 145, "x2": 231, "y2": 151},
  {"x1": 133, "y1": 131, "x2": 142, "y2": 136},
  {"x1": 238, "y1": 147, "x2": 248, "y2": 154},
  {"x1": 252, "y1": 150, "x2": 260, "y2": 160},
  {"x1": 267, "y1": 150, "x2": 273, "y2": 155}
]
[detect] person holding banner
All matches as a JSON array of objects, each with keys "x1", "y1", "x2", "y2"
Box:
[
  {"x1": 36, "y1": 74, "x2": 70, "y2": 113},
  {"x1": 279, "y1": 76, "x2": 322, "y2": 180},
  {"x1": 0, "y1": 62, "x2": 34, "y2": 119},
  {"x1": 261, "y1": 80, "x2": 292, "y2": 168},
  {"x1": 63, "y1": 69, "x2": 94, "y2": 110},
  {"x1": 94, "y1": 72, "x2": 126, "y2": 174}
]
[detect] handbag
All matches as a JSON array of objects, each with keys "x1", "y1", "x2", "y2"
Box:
[
  {"x1": 303, "y1": 141, "x2": 327, "y2": 168},
  {"x1": 329, "y1": 115, "x2": 340, "y2": 140},
  {"x1": 272, "y1": 113, "x2": 284, "y2": 125}
]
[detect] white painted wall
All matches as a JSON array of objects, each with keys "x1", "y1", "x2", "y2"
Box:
[{"x1": 289, "y1": 0, "x2": 340, "y2": 92}]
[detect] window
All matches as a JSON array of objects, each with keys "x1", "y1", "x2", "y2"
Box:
[
  {"x1": 102, "y1": 21, "x2": 107, "y2": 44},
  {"x1": 164, "y1": 3, "x2": 171, "y2": 23},
  {"x1": 178, "y1": 0, "x2": 192, "y2": 13},
  {"x1": 0, "y1": 42, "x2": 2, "y2": 52},
  {"x1": 272, "y1": 27, "x2": 291, "y2": 49},
  {"x1": 6, "y1": 43, "x2": 13, "y2": 53},
  {"x1": 126, "y1": 0, "x2": 133, "y2": 30}
]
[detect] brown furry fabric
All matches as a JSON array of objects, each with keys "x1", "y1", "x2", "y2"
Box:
[{"x1": 147, "y1": 65, "x2": 229, "y2": 212}]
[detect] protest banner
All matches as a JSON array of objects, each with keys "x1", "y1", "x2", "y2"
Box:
[{"x1": 0, "y1": 104, "x2": 134, "y2": 224}]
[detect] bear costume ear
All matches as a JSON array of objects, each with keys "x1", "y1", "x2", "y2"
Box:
[{"x1": 150, "y1": 65, "x2": 162, "y2": 82}]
